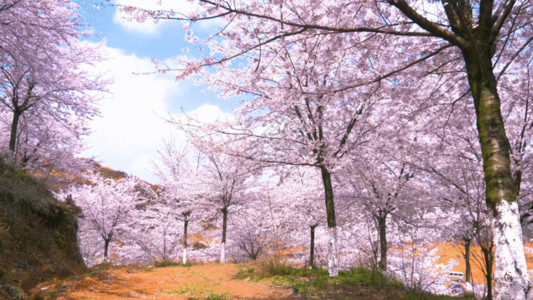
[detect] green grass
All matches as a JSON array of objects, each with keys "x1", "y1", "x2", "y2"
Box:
[
  {"x1": 235, "y1": 262, "x2": 475, "y2": 299},
  {"x1": 334, "y1": 268, "x2": 403, "y2": 287},
  {"x1": 165, "y1": 283, "x2": 227, "y2": 299},
  {"x1": 0, "y1": 276, "x2": 25, "y2": 300},
  {"x1": 46, "y1": 290, "x2": 59, "y2": 298},
  {"x1": 87, "y1": 262, "x2": 113, "y2": 278},
  {"x1": 154, "y1": 260, "x2": 193, "y2": 268}
]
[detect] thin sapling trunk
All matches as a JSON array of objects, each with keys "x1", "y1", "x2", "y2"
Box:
[{"x1": 310, "y1": 223, "x2": 318, "y2": 269}]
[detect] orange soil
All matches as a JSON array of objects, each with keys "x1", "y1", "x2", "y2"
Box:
[
  {"x1": 34, "y1": 244, "x2": 533, "y2": 298},
  {"x1": 34, "y1": 263, "x2": 292, "y2": 299}
]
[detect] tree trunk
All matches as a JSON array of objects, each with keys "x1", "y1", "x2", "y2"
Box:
[
  {"x1": 220, "y1": 242, "x2": 226, "y2": 263},
  {"x1": 481, "y1": 241, "x2": 495, "y2": 300},
  {"x1": 464, "y1": 238, "x2": 472, "y2": 283},
  {"x1": 320, "y1": 166, "x2": 338, "y2": 277},
  {"x1": 183, "y1": 218, "x2": 189, "y2": 264},
  {"x1": 8, "y1": 110, "x2": 21, "y2": 165},
  {"x1": 221, "y1": 207, "x2": 228, "y2": 263},
  {"x1": 377, "y1": 213, "x2": 387, "y2": 271},
  {"x1": 310, "y1": 224, "x2": 318, "y2": 269},
  {"x1": 103, "y1": 238, "x2": 110, "y2": 262},
  {"x1": 491, "y1": 201, "x2": 529, "y2": 300},
  {"x1": 462, "y1": 50, "x2": 531, "y2": 300},
  {"x1": 385, "y1": 2, "x2": 531, "y2": 296}
]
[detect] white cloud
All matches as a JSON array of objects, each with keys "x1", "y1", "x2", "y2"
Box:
[
  {"x1": 184, "y1": 103, "x2": 233, "y2": 123},
  {"x1": 83, "y1": 45, "x2": 234, "y2": 183},
  {"x1": 129, "y1": 153, "x2": 159, "y2": 182},
  {"x1": 84, "y1": 46, "x2": 179, "y2": 182}
]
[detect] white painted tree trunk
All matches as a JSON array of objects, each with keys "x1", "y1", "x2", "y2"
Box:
[
  {"x1": 492, "y1": 200, "x2": 531, "y2": 300},
  {"x1": 182, "y1": 248, "x2": 187, "y2": 265},
  {"x1": 220, "y1": 241, "x2": 226, "y2": 263},
  {"x1": 328, "y1": 226, "x2": 339, "y2": 277}
]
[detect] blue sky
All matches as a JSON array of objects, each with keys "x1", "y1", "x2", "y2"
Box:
[{"x1": 75, "y1": 0, "x2": 240, "y2": 183}]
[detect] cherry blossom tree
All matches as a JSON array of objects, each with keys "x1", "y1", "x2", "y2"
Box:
[
  {"x1": 258, "y1": 167, "x2": 326, "y2": 266},
  {"x1": 0, "y1": 0, "x2": 103, "y2": 175},
  {"x1": 347, "y1": 157, "x2": 415, "y2": 272},
  {"x1": 227, "y1": 188, "x2": 278, "y2": 262},
  {"x1": 62, "y1": 173, "x2": 140, "y2": 265},
  {"x1": 180, "y1": 209, "x2": 192, "y2": 264},
  {"x1": 421, "y1": 156, "x2": 495, "y2": 298},
  {"x1": 234, "y1": 221, "x2": 268, "y2": 261},
  {"x1": 501, "y1": 67, "x2": 533, "y2": 233},
  {"x1": 126, "y1": 188, "x2": 184, "y2": 264},
  {"x1": 153, "y1": 142, "x2": 199, "y2": 264},
  {"x1": 2, "y1": 110, "x2": 93, "y2": 187},
  {"x1": 123, "y1": 1, "x2": 533, "y2": 296},
  {"x1": 196, "y1": 152, "x2": 253, "y2": 263},
  {"x1": 174, "y1": 34, "x2": 379, "y2": 275},
  {"x1": 388, "y1": 222, "x2": 456, "y2": 293},
  {"x1": 408, "y1": 72, "x2": 533, "y2": 299},
  {"x1": 153, "y1": 139, "x2": 254, "y2": 263}
]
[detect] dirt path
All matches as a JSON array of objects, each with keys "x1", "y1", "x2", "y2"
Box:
[{"x1": 34, "y1": 263, "x2": 293, "y2": 299}]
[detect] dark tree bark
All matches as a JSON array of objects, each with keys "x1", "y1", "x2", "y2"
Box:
[
  {"x1": 103, "y1": 236, "x2": 111, "y2": 262},
  {"x1": 387, "y1": 1, "x2": 531, "y2": 298},
  {"x1": 3, "y1": 74, "x2": 36, "y2": 165},
  {"x1": 377, "y1": 213, "x2": 387, "y2": 271},
  {"x1": 163, "y1": 0, "x2": 530, "y2": 294},
  {"x1": 8, "y1": 109, "x2": 21, "y2": 163},
  {"x1": 320, "y1": 165, "x2": 338, "y2": 276},
  {"x1": 464, "y1": 238, "x2": 472, "y2": 283},
  {"x1": 481, "y1": 241, "x2": 495, "y2": 300},
  {"x1": 183, "y1": 219, "x2": 189, "y2": 248}
]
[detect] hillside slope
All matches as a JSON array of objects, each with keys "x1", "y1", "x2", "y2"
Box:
[{"x1": 0, "y1": 164, "x2": 86, "y2": 299}]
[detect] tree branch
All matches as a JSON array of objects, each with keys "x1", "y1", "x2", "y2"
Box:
[{"x1": 387, "y1": 0, "x2": 469, "y2": 48}]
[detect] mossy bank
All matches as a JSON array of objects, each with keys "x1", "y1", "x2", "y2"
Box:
[{"x1": 0, "y1": 164, "x2": 85, "y2": 299}]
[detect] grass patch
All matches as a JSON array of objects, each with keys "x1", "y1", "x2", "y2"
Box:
[
  {"x1": 235, "y1": 261, "x2": 474, "y2": 299},
  {"x1": 154, "y1": 260, "x2": 180, "y2": 268},
  {"x1": 87, "y1": 262, "x2": 113, "y2": 278},
  {"x1": 0, "y1": 276, "x2": 25, "y2": 300},
  {"x1": 166, "y1": 283, "x2": 227, "y2": 299},
  {"x1": 154, "y1": 260, "x2": 193, "y2": 268},
  {"x1": 46, "y1": 290, "x2": 59, "y2": 298},
  {"x1": 402, "y1": 293, "x2": 474, "y2": 300},
  {"x1": 334, "y1": 268, "x2": 403, "y2": 288},
  {"x1": 235, "y1": 260, "x2": 326, "y2": 280}
]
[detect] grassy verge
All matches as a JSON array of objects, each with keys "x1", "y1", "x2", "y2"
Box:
[
  {"x1": 163, "y1": 283, "x2": 228, "y2": 300},
  {"x1": 235, "y1": 261, "x2": 474, "y2": 300},
  {"x1": 154, "y1": 260, "x2": 193, "y2": 268}
]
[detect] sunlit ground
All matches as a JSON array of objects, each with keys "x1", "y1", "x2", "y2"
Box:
[
  {"x1": 32, "y1": 242, "x2": 533, "y2": 299},
  {"x1": 34, "y1": 263, "x2": 292, "y2": 299}
]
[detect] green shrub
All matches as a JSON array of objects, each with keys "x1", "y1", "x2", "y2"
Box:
[
  {"x1": 234, "y1": 266, "x2": 255, "y2": 279},
  {"x1": 88, "y1": 262, "x2": 113, "y2": 278},
  {"x1": 266, "y1": 261, "x2": 294, "y2": 276},
  {"x1": 47, "y1": 290, "x2": 59, "y2": 298},
  {"x1": 155, "y1": 260, "x2": 180, "y2": 268},
  {"x1": 335, "y1": 267, "x2": 403, "y2": 288},
  {"x1": 0, "y1": 277, "x2": 25, "y2": 300},
  {"x1": 154, "y1": 260, "x2": 193, "y2": 268},
  {"x1": 192, "y1": 242, "x2": 207, "y2": 250},
  {"x1": 206, "y1": 292, "x2": 228, "y2": 300},
  {"x1": 16, "y1": 170, "x2": 27, "y2": 181}
]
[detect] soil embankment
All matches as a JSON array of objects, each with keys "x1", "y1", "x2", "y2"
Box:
[{"x1": 0, "y1": 165, "x2": 86, "y2": 299}]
